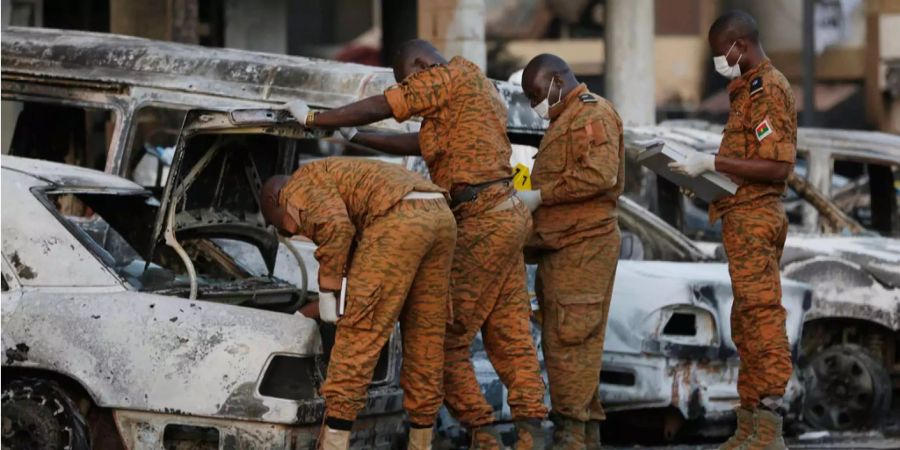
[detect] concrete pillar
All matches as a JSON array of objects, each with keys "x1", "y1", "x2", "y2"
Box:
[
  {"x1": 605, "y1": 0, "x2": 655, "y2": 125},
  {"x1": 110, "y1": 0, "x2": 198, "y2": 43},
  {"x1": 225, "y1": 0, "x2": 287, "y2": 53},
  {"x1": 418, "y1": 0, "x2": 486, "y2": 69}
]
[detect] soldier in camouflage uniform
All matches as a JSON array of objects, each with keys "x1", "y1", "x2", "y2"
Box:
[
  {"x1": 517, "y1": 54, "x2": 624, "y2": 450},
  {"x1": 286, "y1": 39, "x2": 548, "y2": 449},
  {"x1": 669, "y1": 11, "x2": 795, "y2": 450},
  {"x1": 261, "y1": 158, "x2": 456, "y2": 450}
]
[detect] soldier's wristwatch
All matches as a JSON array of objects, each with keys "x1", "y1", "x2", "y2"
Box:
[{"x1": 305, "y1": 111, "x2": 318, "y2": 127}]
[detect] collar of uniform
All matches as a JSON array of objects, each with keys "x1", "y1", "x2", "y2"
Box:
[
  {"x1": 541, "y1": 84, "x2": 589, "y2": 149},
  {"x1": 728, "y1": 58, "x2": 771, "y2": 93},
  {"x1": 549, "y1": 83, "x2": 588, "y2": 122}
]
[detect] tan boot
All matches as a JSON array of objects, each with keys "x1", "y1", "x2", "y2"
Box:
[
  {"x1": 742, "y1": 409, "x2": 786, "y2": 450},
  {"x1": 717, "y1": 407, "x2": 755, "y2": 450},
  {"x1": 319, "y1": 426, "x2": 351, "y2": 450},
  {"x1": 470, "y1": 425, "x2": 505, "y2": 450},
  {"x1": 585, "y1": 420, "x2": 602, "y2": 450},
  {"x1": 514, "y1": 419, "x2": 545, "y2": 449},
  {"x1": 551, "y1": 414, "x2": 585, "y2": 450},
  {"x1": 408, "y1": 426, "x2": 434, "y2": 450}
]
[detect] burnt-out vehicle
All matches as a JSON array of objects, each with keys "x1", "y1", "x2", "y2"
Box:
[
  {"x1": 624, "y1": 124, "x2": 900, "y2": 431},
  {"x1": 1, "y1": 148, "x2": 407, "y2": 448}
]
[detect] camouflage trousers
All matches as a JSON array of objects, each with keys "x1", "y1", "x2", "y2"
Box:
[
  {"x1": 537, "y1": 230, "x2": 619, "y2": 425},
  {"x1": 443, "y1": 197, "x2": 548, "y2": 428},
  {"x1": 323, "y1": 198, "x2": 456, "y2": 426},
  {"x1": 722, "y1": 199, "x2": 792, "y2": 408}
]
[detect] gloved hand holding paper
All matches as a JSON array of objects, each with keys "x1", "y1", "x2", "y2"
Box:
[{"x1": 634, "y1": 139, "x2": 738, "y2": 203}]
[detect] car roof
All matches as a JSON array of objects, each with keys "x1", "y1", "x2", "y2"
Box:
[
  {"x1": 1, "y1": 27, "x2": 544, "y2": 133},
  {"x1": 653, "y1": 121, "x2": 900, "y2": 166},
  {"x1": 1, "y1": 155, "x2": 145, "y2": 191}
]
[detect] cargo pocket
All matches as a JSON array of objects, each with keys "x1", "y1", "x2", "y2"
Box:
[
  {"x1": 556, "y1": 294, "x2": 605, "y2": 345},
  {"x1": 339, "y1": 282, "x2": 383, "y2": 330}
]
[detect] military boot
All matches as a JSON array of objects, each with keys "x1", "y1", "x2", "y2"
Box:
[
  {"x1": 584, "y1": 420, "x2": 602, "y2": 450},
  {"x1": 514, "y1": 419, "x2": 546, "y2": 449},
  {"x1": 470, "y1": 425, "x2": 505, "y2": 450},
  {"x1": 741, "y1": 409, "x2": 786, "y2": 450},
  {"x1": 408, "y1": 426, "x2": 434, "y2": 450},
  {"x1": 551, "y1": 414, "x2": 585, "y2": 450},
  {"x1": 319, "y1": 426, "x2": 351, "y2": 450},
  {"x1": 717, "y1": 407, "x2": 755, "y2": 450}
]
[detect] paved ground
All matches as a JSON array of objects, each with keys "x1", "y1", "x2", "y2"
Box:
[{"x1": 605, "y1": 432, "x2": 900, "y2": 450}]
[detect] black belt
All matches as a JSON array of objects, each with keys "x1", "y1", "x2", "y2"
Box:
[{"x1": 449, "y1": 178, "x2": 512, "y2": 209}]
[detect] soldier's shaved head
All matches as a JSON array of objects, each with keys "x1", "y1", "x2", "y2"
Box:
[
  {"x1": 391, "y1": 39, "x2": 448, "y2": 82},
  {"x1": 521, "y1": 53, "x2": 578, "y2": 110},
  {"x1": 709, "y1": 10, "x2": 759, "y2": 44},
  {"x1": 260, "y1": 175, "x2": 295, "y2": 234},
  {"x1": 708, "y1": 10, "x2": 766, "y2": 74}
]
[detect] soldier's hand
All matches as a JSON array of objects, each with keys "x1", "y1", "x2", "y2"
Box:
[
  {"x1": 318, "y1": 291, "x2": 339, "y2": 323},
  {"x1": 668, "y1": 151, "x2": 716, "y2": 178},
  {"x1": 516, "y1": 189, "x2": 542, "y2": 212},
  {"x1": 297, "y1": 300, "x2": 320, "y2": 319},
  {"x1": 679, "y1": 187, "x2": 697, "y2": 200},
  {"x1": 283, "y1": 100, "x2": 311, "y2": 126}
]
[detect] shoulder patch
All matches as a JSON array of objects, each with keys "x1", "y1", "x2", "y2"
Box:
[
  {"x1": 755, "y1": 118, "x2": 773, "y2": 141},
  {"x1": 579, "y1": 93, "x2": 598, "y2": 103},
  {"x1": 750, "y1": 77, "x2": 764, "y2": 97}
]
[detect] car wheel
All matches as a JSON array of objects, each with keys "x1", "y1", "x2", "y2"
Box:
[
  {"x1": 1, "y1": 378, "x2": 90, "y2": 450},
  {"x1": 802, "y1": 344, "x2": 892, "y2": 430}
]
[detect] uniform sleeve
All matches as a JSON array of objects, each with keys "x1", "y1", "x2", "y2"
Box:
[
  {"x1": 383, "y1": 65, "x2": 453, "y2": 122},
  {"x1": 540, "y1": 118, "x2": 620, "y2": 205},
  {"x1": 281, "y1": 174, "x2": 356, "y2": 292},
  {"x1": 748, "y1": 85, "x2": 796, "y2": 164}
]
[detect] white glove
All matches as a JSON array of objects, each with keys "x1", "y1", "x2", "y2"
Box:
[
  {"x1": 516, "y1": 189, "x2": 542, "y2": 212},
  {"x1": 668, "y1": 151, "x2": 716, "y2": 178},
  {"x1": 339, "y1": 127, "x2": 358, "y2": 141},
  {"x1": 318, "y1": 291, "x2": 338, "y2": 323},
  {"x1": 284, "y1": 100, "x2": 311, "y2": 126}
]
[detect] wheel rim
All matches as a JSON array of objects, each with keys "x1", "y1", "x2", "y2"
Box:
[
  {"x1": 803, "y1": 349, "x2": 878, "y2": 430},
  {"x1": 2, "y1": 399, "x2": 59, "y2": 449}
]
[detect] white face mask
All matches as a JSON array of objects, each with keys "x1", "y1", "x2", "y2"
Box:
[
  {"x1": 533, "y1": 78, "x2": 562, "y2": 120},
  {"x1": 713, "y1": 41, "x2": 743, "y2": 79}
]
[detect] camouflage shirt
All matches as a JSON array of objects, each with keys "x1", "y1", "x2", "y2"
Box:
[
  {"x1": 530, "y1": 84, "x2": 624, "y2": 250},
  {"x1": 279, "y1": 158, "x2": 445, "y2": 291},
  {"x1": 710, "y1": 59, "x2": 797, "y2": 223},
  {"x1": 384, "y1": 56, "x2": 513, "y2": 195}
]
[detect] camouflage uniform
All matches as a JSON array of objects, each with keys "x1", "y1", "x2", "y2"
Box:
[
  {"x1": 279, "y1": 158, "x2": 456, "y2": 426},
  {"x1": 710, "y1": 59, "x2": 796, "y2": 408},
  {"x1": 530, "y1": 84, "x2": 624, "y2": 449},
  {"x1": 385, "y1": 57, "x2": 548, "y2": 438}
]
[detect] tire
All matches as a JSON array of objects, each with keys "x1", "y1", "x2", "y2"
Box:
[
  {"x1": 1, "y1": 377, "x2": 90, "y2": 450},
  {"x1": 801, "y1": 344, "x2": 892, "y2": 430}
]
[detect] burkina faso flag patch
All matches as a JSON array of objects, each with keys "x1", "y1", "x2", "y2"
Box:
[{"x1": 755, "y1": 118, "x2": 773, "y2": 141}]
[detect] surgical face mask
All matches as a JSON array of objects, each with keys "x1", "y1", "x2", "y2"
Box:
[
  {"x1": 533, "y1": 78, "x2": 562, "y2": 120},
  {"x1": 713, "y1": 41, "x2": 743, "y2": 79}
]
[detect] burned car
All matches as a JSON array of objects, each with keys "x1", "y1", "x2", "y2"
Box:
[
  {"x1": 0, "y1": 152, "x2": 406, "y2": 449},
  {"x1": 625, "y1": 124, "x2": 900, "y2": 431}
]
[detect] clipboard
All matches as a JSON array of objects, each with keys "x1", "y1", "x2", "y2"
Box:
[{"x1": 635, "y1": 139, "x2": 738, "y2": 203}]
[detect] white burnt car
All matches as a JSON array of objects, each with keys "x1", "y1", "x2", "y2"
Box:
[{"x1": 0, "y1": 155, "x2": 406, "y2": 449}]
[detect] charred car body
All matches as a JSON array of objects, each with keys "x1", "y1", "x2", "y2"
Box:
[{"x1": 625, "y1": 124, "x2": 900, "y2": 431}]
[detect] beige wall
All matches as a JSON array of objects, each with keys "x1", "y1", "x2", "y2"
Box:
[
  {"x1": 505, "y1": 36, "x2": 707, "y2": 108},
  {"x1": 419, "y1": 0, "x2": 487, "y2": 69}
]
